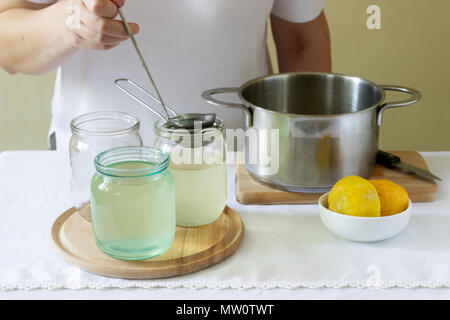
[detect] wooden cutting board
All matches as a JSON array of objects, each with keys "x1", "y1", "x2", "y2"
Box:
[
  {"x1": 51, "y1": 206, "x2": 244, "y2": 279},
  {"x1": 236, "y1": 151, "x2": 438, "y2": 205}
]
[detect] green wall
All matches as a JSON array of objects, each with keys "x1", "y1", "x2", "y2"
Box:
[{"x1": 0, "y1": 70, "x2": 54, "y2": 151}]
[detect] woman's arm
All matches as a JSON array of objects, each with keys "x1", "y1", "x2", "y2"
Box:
[
  {"x1": 0, "y1": 0, "x2": 139, "y2": 75},
  {"x1": 270, "y1": 11, "x2": 331, "y2": 73}
]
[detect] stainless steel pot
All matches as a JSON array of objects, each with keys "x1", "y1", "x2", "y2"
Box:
[{"x1": 202, "y1": 72, "x2": 421, "y2": 192}]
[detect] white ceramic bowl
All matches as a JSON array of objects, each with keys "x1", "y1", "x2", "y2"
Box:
[{"x1": 318, "y1": 192, "x2": 412, "y2": 242}]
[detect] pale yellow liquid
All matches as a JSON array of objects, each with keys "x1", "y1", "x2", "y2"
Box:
[
  {"x1": 91, "y1": 161, "x2": 175, "y2": 260},
  {"x1": 170, "y1": 162, "x2": 227, "y2": 226}
]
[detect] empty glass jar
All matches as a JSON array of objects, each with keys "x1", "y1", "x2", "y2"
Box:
[
  {"x1": 90, "y1": 146, "x2": 176, "y2": 260},
  {"x1": 154, "y1": 118, "x2": 227, "y2": 227},
  {"x1": 69, "y1": 112, "x2": 143, "y2": 221}
]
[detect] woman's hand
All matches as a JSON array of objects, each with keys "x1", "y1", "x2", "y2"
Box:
[
  {"x1": 64, "y1": 0, "x2": 139, "y2": 50},
  {"x1": 0, "y1": 0, "x2": 138, "y2": 74}
]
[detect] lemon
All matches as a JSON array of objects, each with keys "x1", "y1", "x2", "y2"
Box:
[
  {"x1": 370, "y1": 179, "x2": 409, "y2": 216},
  {"x1": 328, "y1": 175, "x2": 381, "y2": 217}
]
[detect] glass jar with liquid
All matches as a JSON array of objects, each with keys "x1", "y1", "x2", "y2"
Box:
[
  {"x1": 90, "y1": 146, "x2": 176, "y2": 260},
  {"x1": 154, "y1": 119, "x2": 227, "y2": 227}
]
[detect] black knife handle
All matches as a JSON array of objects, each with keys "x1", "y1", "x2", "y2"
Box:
[{"x1": 377, "y1": 150, "x2": 401, "y2": 168}]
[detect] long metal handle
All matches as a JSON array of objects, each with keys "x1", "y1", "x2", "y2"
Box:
[
  {"x1": 118, "y1": 8, "x2": 171, "y2": 121},
  {"x1": 115, "y1": 78, "x2": 177, "y2": 121},
  {"x1": 377, "y1": 85, "x2": 422, "y2": 125},
  {"x1": 201, "y1": 87, "x2": 253, "y2": 127}
]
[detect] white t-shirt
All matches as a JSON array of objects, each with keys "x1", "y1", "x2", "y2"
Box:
[{"x1": 28, "y1": 0, "x2": 326, "y2": 152}]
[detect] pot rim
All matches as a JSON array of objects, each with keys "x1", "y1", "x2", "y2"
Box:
[{"x1": 236, "y1": 72, "x2": 386, "y2": 119}]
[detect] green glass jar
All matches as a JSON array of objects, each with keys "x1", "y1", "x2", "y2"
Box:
[{"x1": 90, "y1": 146, "x2": 175, "y2": 261}]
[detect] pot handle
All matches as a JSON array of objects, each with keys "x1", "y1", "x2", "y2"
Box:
[
  {"x1": 377, "y1": 85, "x2": 422, "y2": 125},
  {"x1": 201, "y1": 87, "x2": 253, "y2": 127}
]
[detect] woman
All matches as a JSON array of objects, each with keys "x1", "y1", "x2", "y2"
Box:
[{"x1": 0, "y1": 0, "x2": 331, "y2": 151}]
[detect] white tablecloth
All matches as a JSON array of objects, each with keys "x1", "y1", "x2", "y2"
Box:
[{"x1": 0, "y1": 151, "x2": 449, "y2": 300}]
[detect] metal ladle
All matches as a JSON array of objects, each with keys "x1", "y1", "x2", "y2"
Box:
[{"x1": 117, "y1": 8, "x2": 216, "y2": 130}]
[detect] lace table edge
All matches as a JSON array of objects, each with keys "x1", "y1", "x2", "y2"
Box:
[{"x1": 2, "y1": 280, "x2": 450, "y2": 291}]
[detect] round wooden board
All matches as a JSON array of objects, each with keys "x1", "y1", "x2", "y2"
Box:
[{"x1": 50, "y1": 206, "x2": 244, "y2": 279}]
